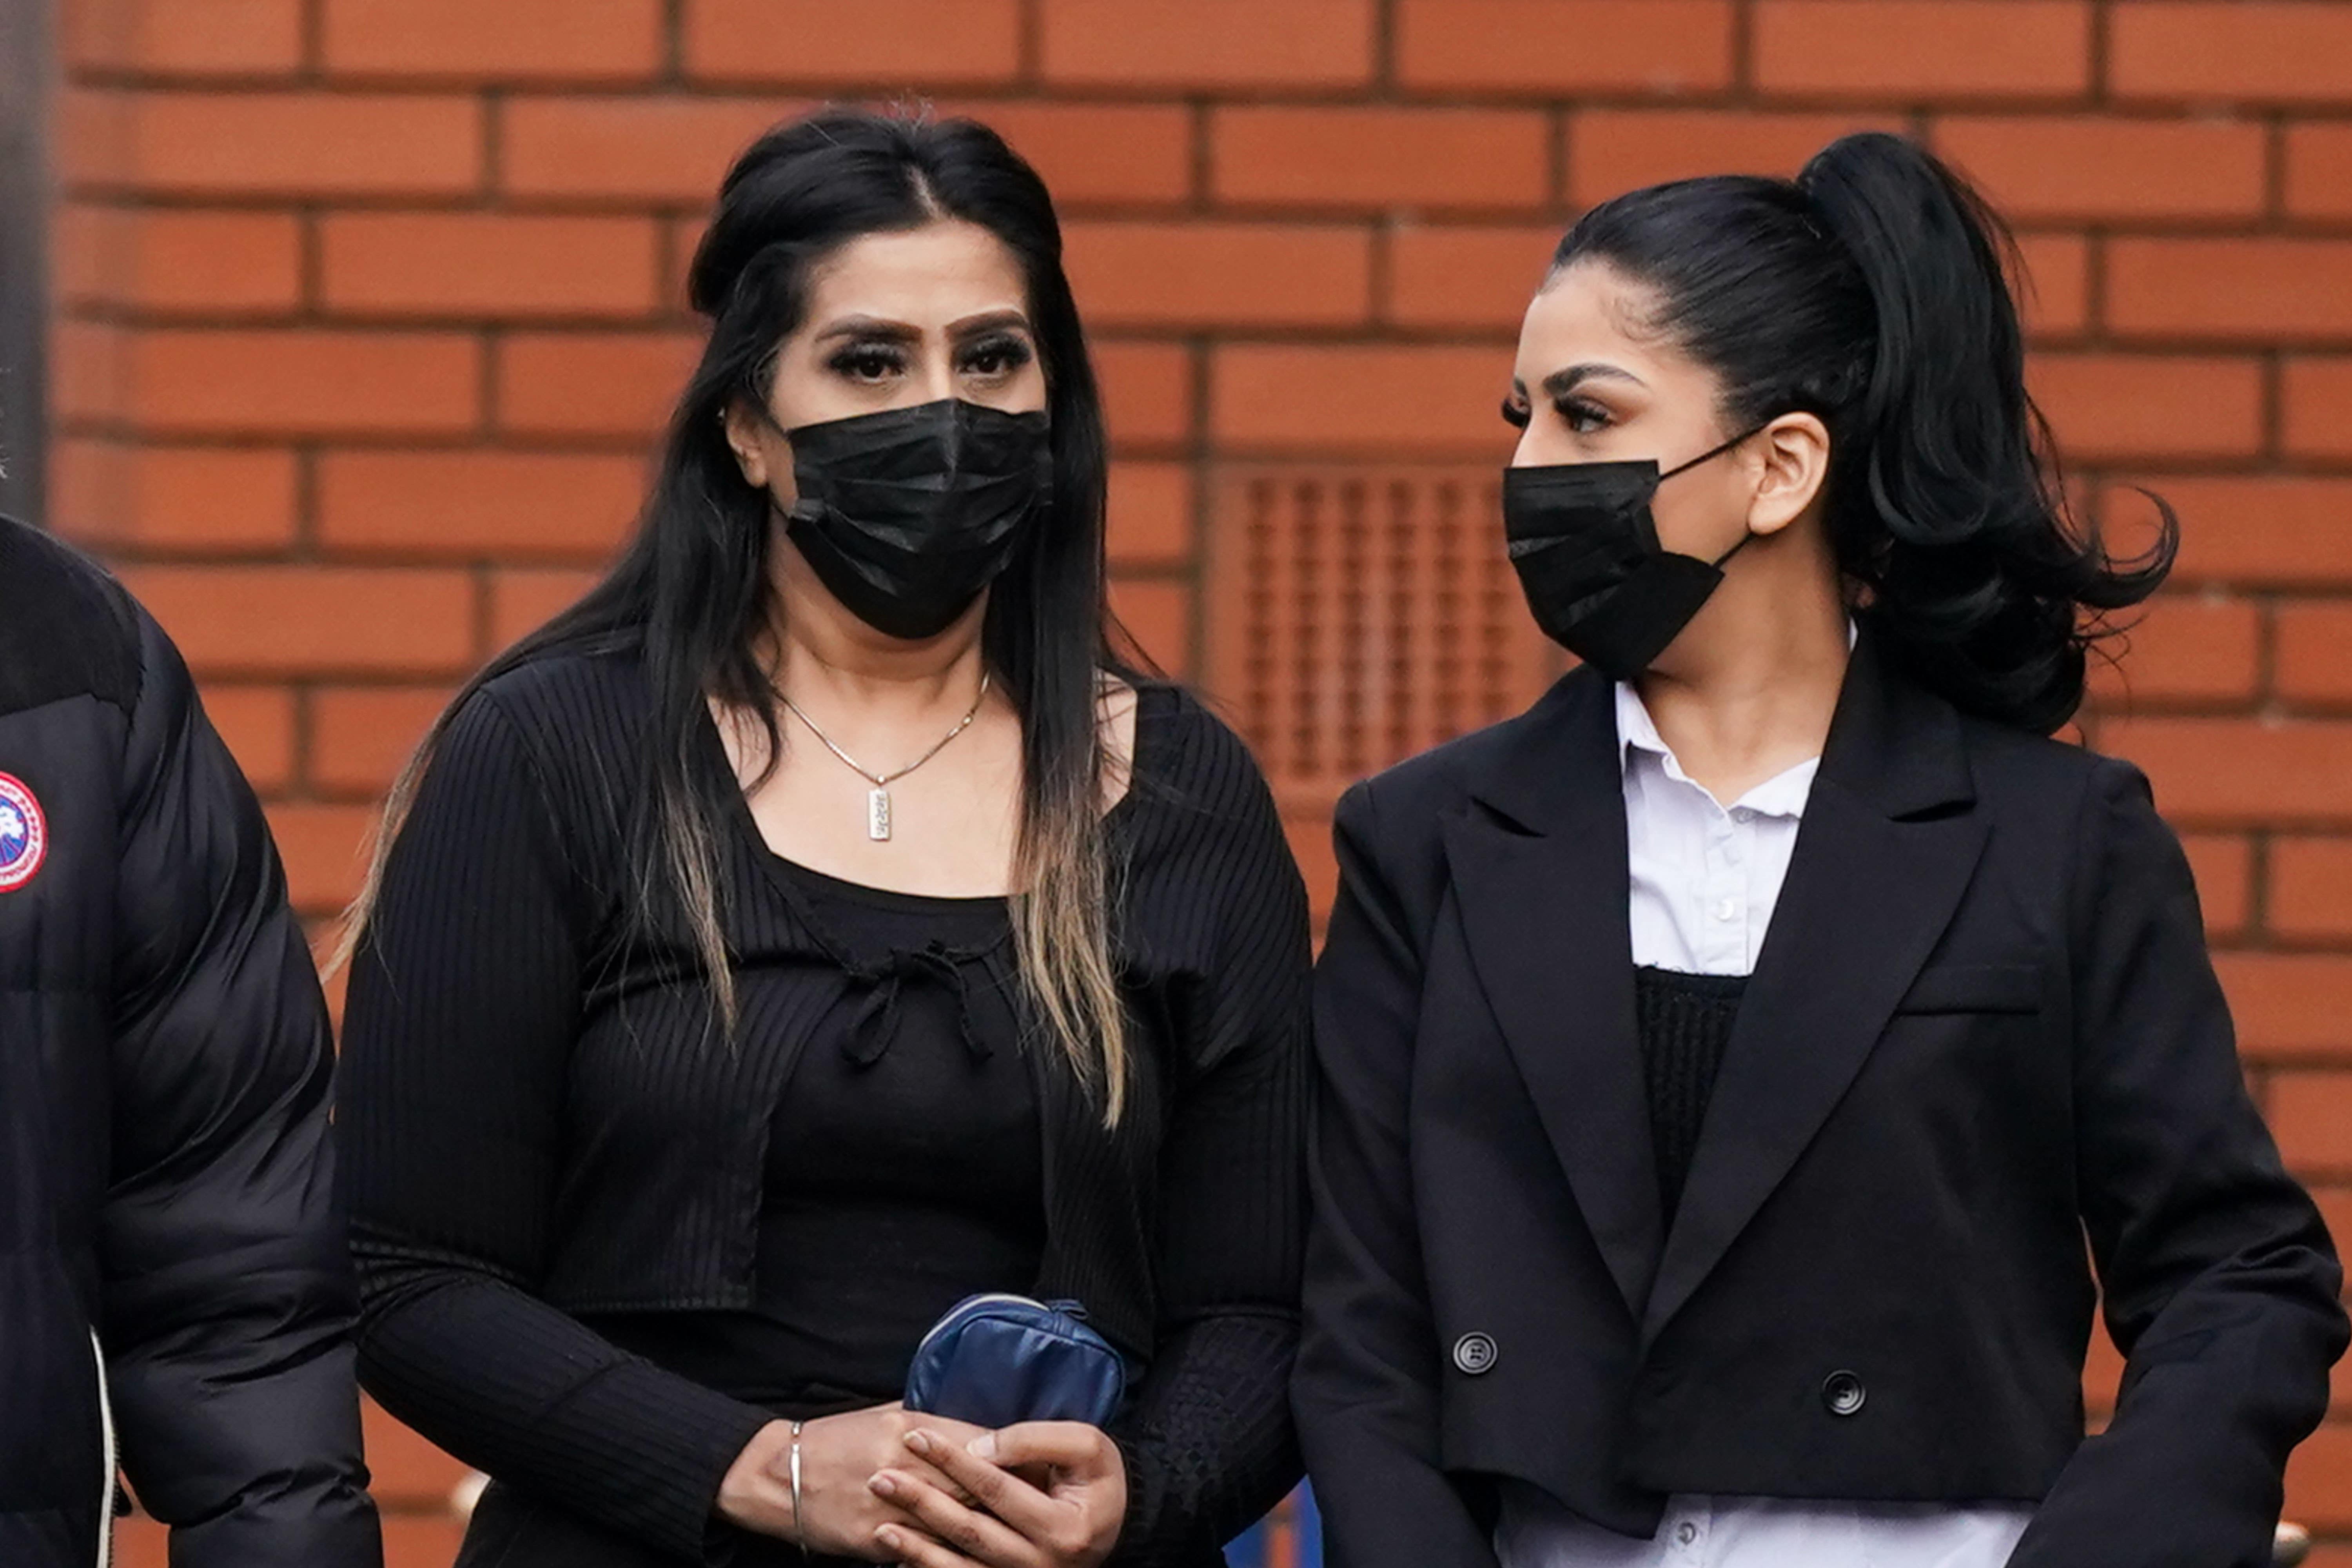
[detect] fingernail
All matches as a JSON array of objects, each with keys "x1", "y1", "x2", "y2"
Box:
[
  {"x1": 904, "y1": 1429, "x2": 933, "y2": 1455},
  {"x1": 869, "y1": 1472, "x2": 899, "y2": 1497},
  {"x1": 967, "y1": 1434, "x2": 997, "y2": 1460},
  {"x1": 877, "y1": 1527, "x2": 902, "y2": 1551}
]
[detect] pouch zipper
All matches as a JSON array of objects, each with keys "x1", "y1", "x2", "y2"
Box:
[{"x1": 910, "y1": 1292, "x2": 1070, "y2": 1365}]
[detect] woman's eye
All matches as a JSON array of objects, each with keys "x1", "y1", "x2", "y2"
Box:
[
  {"x1": 1555, "y1": 397, "x2": 1611, "y2": 434},
  {"x1": 1501, "y1": 398, "x2": 1531, "y2": 430},
  {"x1": 960, "y1": 338, "x2": 1035, "y2": 379},
  {"x1": 829, "y1": 346, "x2": 904, "y2": 383}
]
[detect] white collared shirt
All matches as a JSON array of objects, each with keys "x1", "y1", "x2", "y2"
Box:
[
  {"x1": 1618, "y1": 681, "x2": 1816, "y2": 979},
  {"x1": 1490, "y1": 678, "x2": 2034, "y2": 1568}
]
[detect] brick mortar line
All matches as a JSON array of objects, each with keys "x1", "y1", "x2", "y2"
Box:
[
  {"x1": 86, "y1": 74, "x2": 2352, "y2": 117},
  {"x1": 299, "y1": 0, "x2": 323, "y2": 82},
  {"x1": 2263, "y1": 350, "x2": 2287, "y2": 466},
  {"x1": 292, "y1": 441, "x2": 320, "y2": 554},
  {"x1": 56, "y1": 196, "x2": 2352, "y2": 246},
  {"x1": 296, "y1": 202, "x2": 323, "y2": 314},
  {"x1": 478, "y1": 87, "x2": 505, "y2": 204},
  {"x1": 2242, "y1": 822, "x2": 2271, "y2": 947},
  {"x1": 1546, "y1": 107, "x2": 1570, "y2": 212},
  {"x1": 470, "y1": 560, "x2": 500, "y2": 668},
  {"x1": 290, "y1": 680, "x2": 319, "y2": 798},
  {"x1": 65, "y1": 435, "x2": 2345, "y2": 475},
  {"x1": 1015, "y1": 0, "x2": 1041, "y2": 88},
  {"x1": 2082, "y1": 228, "x2": 2108, "y2": 345},
  {"x1": 1181, "y1": 331, "x2": 1215, "y2": 684},
  {"x1": 1184, "y1": 98, "x2": 1212, "y2": 213},
  {"x1": 1730, "y1": 0, "x2": 1755, "y2": 100},
  {"x1": 2087, "y1": 0, "x2": 2111, "y2": 109},
  {"x1": 660, "y1": 0, "x2": 686, "y2": 85}
]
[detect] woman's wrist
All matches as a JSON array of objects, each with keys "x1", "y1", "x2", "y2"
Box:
[{"x1": 716, "y1": 1419, "x2": 799, "y2": 1536}]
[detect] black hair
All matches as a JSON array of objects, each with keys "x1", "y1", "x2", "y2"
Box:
[
  {"x1": 1551, "y1": 130, "x2": 2174, "y2": 734},
  {"x1": 345, "y1": 107, "x2": 1145, "y2": 1118}
]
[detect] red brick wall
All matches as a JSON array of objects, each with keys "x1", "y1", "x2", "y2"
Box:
[{"x1": 48, "y1": 1, "x2": 2352, "y2": 1561}]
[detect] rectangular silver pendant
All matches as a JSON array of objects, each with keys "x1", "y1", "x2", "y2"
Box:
[{"x1": 867, "y1": 786, "x2": 892, "y2": 841}]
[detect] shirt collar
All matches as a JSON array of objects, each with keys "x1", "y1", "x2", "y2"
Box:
[
  {"x1": 1615, "y1": 679, "x2": 1673, "y2": 765},
  {"x1": 1615, "y1": 680, "x2": 1820, "y2": 821},
  {"x1": 1613, "y1": 620, "x2": 1851, "y2": 818}
]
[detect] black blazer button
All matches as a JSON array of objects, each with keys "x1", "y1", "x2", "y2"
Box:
[
  {"x1": 1822, "y1": 1370, "x2": 1866, "y2": 1416},
  {"x1": 1452, "y1": 1332, "x2": 1499, "y2": 1376}
]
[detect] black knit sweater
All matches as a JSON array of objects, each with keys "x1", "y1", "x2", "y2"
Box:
[
  {"x1": 337, "y1": 648, "x2": 1310, "y2": 1567},
  {"x1": 1633, "y1": 966, "x2": 1748, "y2": 1216}
]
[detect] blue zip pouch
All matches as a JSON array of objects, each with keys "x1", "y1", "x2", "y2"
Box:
[{"x1": 903, "y1": 1292, "x2": 1127, "y2": 1430}]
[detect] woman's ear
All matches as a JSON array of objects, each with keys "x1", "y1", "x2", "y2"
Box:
[
  {"x1": 1746, "y1": 412, "x2": 1831, "y2": 537},
  {"x1": 721, "y1": 399, "x2": 775, "y2": 491}
]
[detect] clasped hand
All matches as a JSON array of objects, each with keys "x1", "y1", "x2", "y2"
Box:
[{"x1": 719, "y1": 1403, "x2": 1125, "y2": 1567}]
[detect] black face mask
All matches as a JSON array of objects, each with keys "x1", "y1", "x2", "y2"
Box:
[
  {"x1": 1501, "y1": 428, "x2": 1762, "y2": 681},
  {"x1": 775, "y1": 398, "x2": 1052, "y2": 642}
]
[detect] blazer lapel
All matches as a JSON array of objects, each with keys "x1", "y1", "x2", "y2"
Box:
[
  {"x1": 1444, "y1": 670, "x2": 1664, "y2": 1319},
  {"x1": 1638, "y1": 635, "x2": 1987, "y2": 1348}
]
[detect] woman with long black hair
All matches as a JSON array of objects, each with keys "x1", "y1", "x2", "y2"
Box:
[
  {"x1": 336, "y1": 109, "x2": 1307, "y2": 1568},
  {"x1": 1295, "y1": 132, "x2": 2347, "y2": 1568}
]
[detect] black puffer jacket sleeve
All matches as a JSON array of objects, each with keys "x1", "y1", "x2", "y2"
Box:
[{"x1": 97, "y1": 603, "x2": 382, "y2": 1567}]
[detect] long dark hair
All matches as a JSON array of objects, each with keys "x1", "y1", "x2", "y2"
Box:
[
  {"x1": 1552, "y1": 131, "x2": 2174, "y2": 733},
  {"x1": 339, "y1": 107, "x2": 1143, "y2": 1120}
]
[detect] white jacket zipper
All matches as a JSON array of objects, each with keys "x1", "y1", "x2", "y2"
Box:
[{"x1": 91, "y1": 1331, "x2": 116, "y2": 1568}]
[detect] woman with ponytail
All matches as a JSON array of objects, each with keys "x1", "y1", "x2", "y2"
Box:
[
  {"x1": 1296, "y1": 131, "x2": 2346, "y2": 1568},
  {"x1": 336, "y1": 108, "x2": 1308, "y2": 1568}
]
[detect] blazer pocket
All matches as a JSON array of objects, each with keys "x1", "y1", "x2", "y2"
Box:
[{"x1": 1896, "y1": 961, "x2": 2043, "y2": 1015}]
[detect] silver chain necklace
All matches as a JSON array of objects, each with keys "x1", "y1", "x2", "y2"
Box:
[{"x1": 776, "y1": 672, "x2": 991, "y2": 842}]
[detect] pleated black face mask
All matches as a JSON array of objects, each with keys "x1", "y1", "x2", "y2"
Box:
[
  {"x1": 1501, "y1": 428, "x2": 1762, "y2": 681},
  {"x1": 775, "y1": 398, "x2": 1052, "y2": 642}
]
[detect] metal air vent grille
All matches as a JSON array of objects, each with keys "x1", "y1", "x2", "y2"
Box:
[{"x1": 1207, "y1": 465, "x2": 1558, "y2": 819}]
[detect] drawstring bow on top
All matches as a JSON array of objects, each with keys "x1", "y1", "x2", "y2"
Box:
[{"x1": 838, "y1": 941, "x2": 996, "y2": 1068}]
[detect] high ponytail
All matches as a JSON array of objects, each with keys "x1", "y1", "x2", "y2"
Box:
[{"x1": 1550, "y1": 131, "x2": 2174, "y2": 733}]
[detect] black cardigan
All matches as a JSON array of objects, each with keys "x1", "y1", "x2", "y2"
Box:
[
  {"x1": 339, "y1": 648, "x2": 1310, "y2": 1566},
  {"x1": 1295, "y1": 632, "x2": 2347, "y2": 1568}
]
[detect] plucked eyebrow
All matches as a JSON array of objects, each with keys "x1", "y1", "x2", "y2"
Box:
[
  {"x1": 812, "y1": 309, "x2": 1034, "y2": 348},
  {"x1": 1510, "y1": 362, "x2": 1649, "y2": 402},
  {"x1": 948, "y1": 309, "x2": 1033, "y2": 340},
  {"x1": 813, "y1": 314, "x2": 920, "y2": 346}
]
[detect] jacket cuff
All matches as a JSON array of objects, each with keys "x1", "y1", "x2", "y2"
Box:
[
  {"x1": 1109, "y1": 1431, "x2": 1156, "y2": 1563},
  {"x1": 575, "y1": 1361, "x2": 777, "y2": 1564},
  {"x1": 154, "y1": 1490, "x2": 383, "y2": 1568}
]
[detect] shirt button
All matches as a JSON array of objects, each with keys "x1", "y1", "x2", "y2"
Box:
[
  {"x1": 1713, "y1": 897, "x2": 1739, "y2": 922},
  {"x1": 1676, "y1": 1522, "x2": 1699, "y2": 1546}
]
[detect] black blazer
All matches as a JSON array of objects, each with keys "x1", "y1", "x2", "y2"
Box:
[{"x1": 1294, "y1": 632, "x2": 2347, "y2": 1568}]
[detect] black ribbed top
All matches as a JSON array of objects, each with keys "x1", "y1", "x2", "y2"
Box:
[
  {"x1": 597, "y1": 859, "x2": 1044, "y2": 1418},
  {"x1": 338, "y1": 648, "x2": 1311, "y2": 1567},
  {"x1": 1633, "y1": 966, "x2": 1748, "y2": 1215}
]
